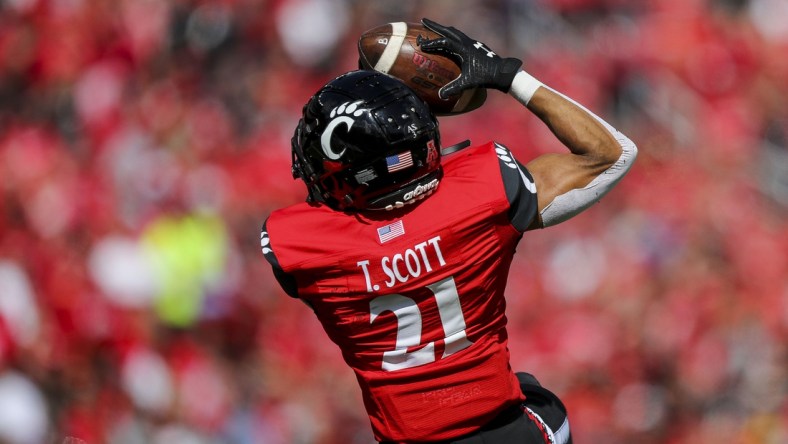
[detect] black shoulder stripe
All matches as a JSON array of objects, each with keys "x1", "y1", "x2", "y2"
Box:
[
  {"x1": 261, "y1": 219, "x2": 299, "y2": 298},
  {"x1": 494, "y1": 142, "x2": 538, "y2": 232}
]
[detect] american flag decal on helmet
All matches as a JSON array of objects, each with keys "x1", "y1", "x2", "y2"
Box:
[
  {"x1": 377, "y1": 220, "x2": 405, "y2": 244},
  {"x1": 386, "y1": 151, "x2": 413, "y2": 172}
]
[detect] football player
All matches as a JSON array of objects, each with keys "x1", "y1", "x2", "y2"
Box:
[{"x1": 261, "y1": 18, "x2": 637, "y2": 444}]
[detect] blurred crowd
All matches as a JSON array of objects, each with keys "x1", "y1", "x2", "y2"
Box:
[{"x1": 0, "y1": 0, "x2": 785, "y2": 443}]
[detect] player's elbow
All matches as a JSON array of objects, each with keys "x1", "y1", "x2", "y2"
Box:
[
  {"x1": 589, "y1": 132, "x2": 637, "y2": 174},
  {"x1": 538, "y1": 135, "x2": 636, "y2": 228},
  {"x1": 580, "y1": 140, "x2": 623, "y2": 176}
]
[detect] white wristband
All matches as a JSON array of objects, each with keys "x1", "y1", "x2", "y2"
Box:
[{"x1": 508, "y1": 71, "x2": 543, "y2": 106}]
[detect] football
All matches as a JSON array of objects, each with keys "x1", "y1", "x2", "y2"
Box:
[{"x1": 358, "y1": 22, "x2": 487, "y2": 116}]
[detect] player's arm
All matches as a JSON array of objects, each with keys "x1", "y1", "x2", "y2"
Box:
[
  {"x1": 419, "y1": 19, "x2": 637, "y2": 229},
  {"x1": 515, "y1": 81, "x2": 637, "y2": 229}
]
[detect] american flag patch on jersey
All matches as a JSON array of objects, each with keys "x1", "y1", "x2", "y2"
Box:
[
  {"x1": 386, "y1": 151, "x2": 413, "y2": 172},
  {"x1": 377, "y1": 220, "x2": 405, "y2": 244}
]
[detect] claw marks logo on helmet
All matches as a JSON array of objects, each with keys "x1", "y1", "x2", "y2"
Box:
[{"x1": 321, "y1": 101, "x2": 368, "y2": 160}]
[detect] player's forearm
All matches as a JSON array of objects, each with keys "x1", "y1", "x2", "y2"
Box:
[{"x1": 510, "y1": 72, "x2": 621, "y2": 165}]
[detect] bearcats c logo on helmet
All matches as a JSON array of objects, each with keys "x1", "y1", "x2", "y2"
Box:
[{"x1": 320, "y1": 101, "x2": 367, "y2": 160}]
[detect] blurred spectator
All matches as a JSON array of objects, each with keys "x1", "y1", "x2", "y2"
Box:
[{"x1": 0, "y1": 370, "x2": 49, "y2": 444}]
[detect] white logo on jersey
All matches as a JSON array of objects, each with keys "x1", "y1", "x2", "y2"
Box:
[
  {"x1": 495, "y1": 142, "x2": 536, "y2": 194},
  {"x1": 260, "y1": 231, "x2": 272, "y2": 255},
  {"x1": 321, "y1": 101, "x2": 368, "y2": 160}
]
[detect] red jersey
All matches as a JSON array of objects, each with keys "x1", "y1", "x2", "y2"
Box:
[{"x1": 262, "y1": 141, "x2": 538, "y2": 442}]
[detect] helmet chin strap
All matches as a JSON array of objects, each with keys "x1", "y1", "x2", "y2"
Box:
[{"x1": 441, "y1": 139, "x2": 471, "y2": 156}]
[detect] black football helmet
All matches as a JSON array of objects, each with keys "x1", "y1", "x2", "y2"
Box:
[{"x1": 292, "y1": 70, "x2": 442, "y2": 211}]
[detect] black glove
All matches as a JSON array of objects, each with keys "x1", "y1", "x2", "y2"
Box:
[{"x1": 418, "y1": 18, "x2": 522, "y2": 99}]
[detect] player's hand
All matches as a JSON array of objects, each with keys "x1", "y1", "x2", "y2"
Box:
[{"x1": 418, "y1": 18, "x2": 522, "y2": 99}]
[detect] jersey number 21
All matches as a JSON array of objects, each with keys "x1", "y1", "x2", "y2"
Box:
[{"x1": 369, "y1": 276, "x2": 473, "y2": 371}]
